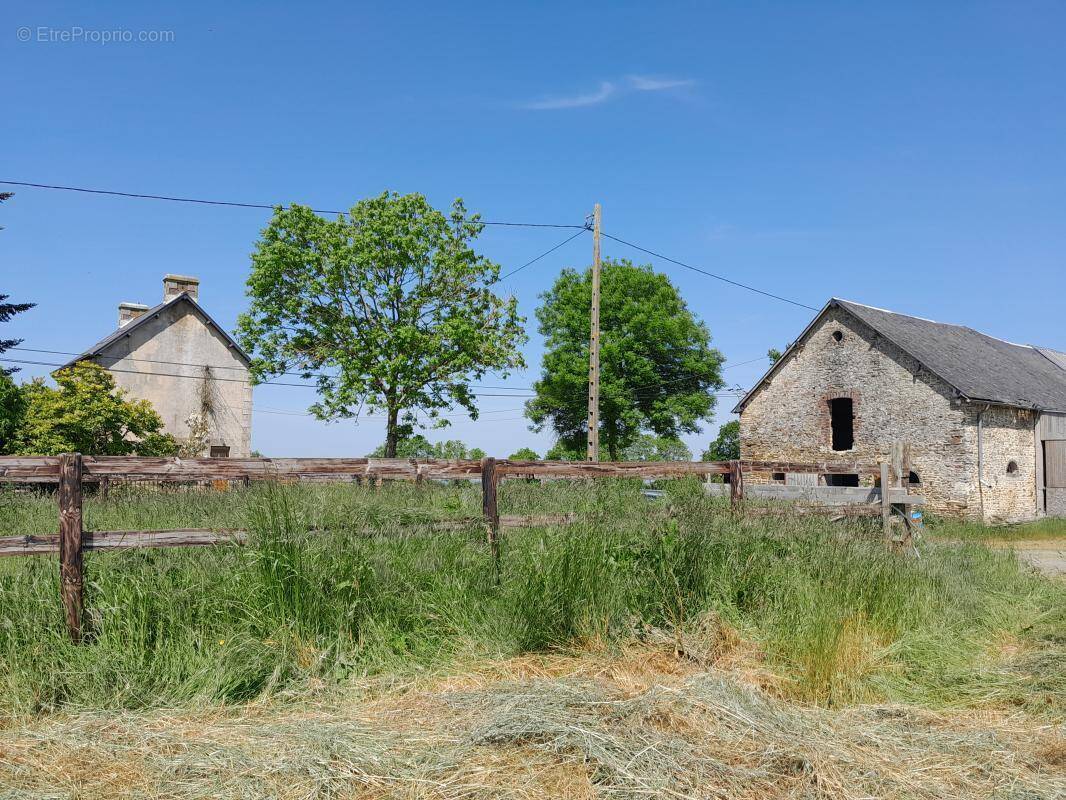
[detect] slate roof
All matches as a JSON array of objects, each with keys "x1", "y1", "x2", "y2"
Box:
[
  {"x1": 63, "y1": 292, "x2": 251, "y2": 369},
  {"x1": 734, "y1": 298, "x2": 1066, "y2": 414},
  {"x1": 1036, "y1": 347, "x2": 1066, "y2": 374}
]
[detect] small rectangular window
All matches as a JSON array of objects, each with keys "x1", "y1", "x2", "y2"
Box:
[
  {"x1": 829, "y1": 398, "x2": 854, "y2": 451},
  {"x1": 825, "y1": 473, "x2": 859, "y2": 487},
  {"x1": 209, "y1": 445, "x2": 230, "y2": 458}
]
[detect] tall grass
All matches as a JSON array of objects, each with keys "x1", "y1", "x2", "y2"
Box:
[{"x1": 0, "y1": 478, "x2": 1061, "y2": 716}]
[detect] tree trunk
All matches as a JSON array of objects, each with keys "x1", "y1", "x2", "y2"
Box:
[
  {"x1": 605, "y1": 421, "x2": 619, "y2": 462},
  {"x1": 385, "y1": 405, "x2": 400, "y2": 458}
]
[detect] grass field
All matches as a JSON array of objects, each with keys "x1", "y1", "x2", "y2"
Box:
[{"x1": 0, "y1": 479, "x2": 1063, "y2": 798}]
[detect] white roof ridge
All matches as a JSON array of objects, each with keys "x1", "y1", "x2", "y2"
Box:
[{"x1": 834, "y1": 298, "x2": 1044, "y2": 352}]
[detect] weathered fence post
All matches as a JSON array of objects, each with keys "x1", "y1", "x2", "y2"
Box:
[
  {"x1": 481, "y1": 457, "x2": 500, "y2": 569},
  {"x1": 894, "y1": 440, "x2": 914, "y2": 551},
  {"x1": 728, "y1": 460, "x2": 744, "y2": 513},
  {"x1": 880, "y1": 460, "x2": 892, "y2": 542},
  {"x1": 58, "y1": 452, "x2": 84, "y2": 643}
]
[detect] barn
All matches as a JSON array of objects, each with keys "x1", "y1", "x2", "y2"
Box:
[{"x1": 733, "y1": 299, "x2": 1066, "y2": 523}]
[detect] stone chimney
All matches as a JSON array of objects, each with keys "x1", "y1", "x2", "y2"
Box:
[
  {"x1": 118, "y1": 302, "x2": 149, "y2": 328},
  {"x1": 163, "y1": 274, "x2": 200, "y2": 301}
]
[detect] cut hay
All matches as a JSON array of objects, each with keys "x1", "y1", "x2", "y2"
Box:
[{"x1": 1, "y1": 652, "x2": 1061, "y2": 800}]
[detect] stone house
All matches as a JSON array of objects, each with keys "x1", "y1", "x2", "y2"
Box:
[
  {"x1": 64, "y1": 275, "x2": 253, "y2": 457},
  {"x1": 733, "y1": 299, "x2": 1066, "y2": 523}
]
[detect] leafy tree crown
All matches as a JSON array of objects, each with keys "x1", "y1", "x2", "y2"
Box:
[
  {"x1": 237, "y1": 192, "x2": 526, "y2": 457},
  {"x1": 527, "y1": 258, "x2": 724, "y2": 460}
]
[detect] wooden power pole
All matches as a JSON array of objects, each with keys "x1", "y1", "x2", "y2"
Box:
[{"x1": 586, "y1": 203, "x2": 602, "y2": 462}]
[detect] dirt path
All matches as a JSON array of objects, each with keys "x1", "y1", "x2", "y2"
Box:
[
  {"x1": 1010, "y1": 540, "x2": 1066, "y2": 578},
  {"x1": 981, "y1": 537, "x2": 1066, "y2": 578}
]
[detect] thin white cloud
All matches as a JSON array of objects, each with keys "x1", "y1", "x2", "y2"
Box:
[
  {"x1": 521, "y1": 81, "x2": 616, "y2": 110},
  {"x1": 628, "y1": 75, "x2": 696, "y2": 92}
]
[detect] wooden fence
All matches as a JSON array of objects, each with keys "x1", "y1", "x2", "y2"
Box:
[{"x1": 0, "y1": 454, "x2": 918, "y2": 641}]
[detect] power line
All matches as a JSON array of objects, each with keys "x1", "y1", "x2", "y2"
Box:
[
  {"x1": 3, "y1": 180, "x2": 817, "y2": 310},
  {"x1": 0, "y1": 358, "x2": 533, "y2": 396},
  {"x1": 8, "y1": 346, "x2": 533, "y2": 392},
  {"x1": 9, "y1": 345, "x2": 761, "y2": 393},
  {"x1": 500, "y1": 228, "x2": 588, "y2": 280},
  {"x1": 0, "y1": 180, "x2": 586, "y2": 230},
  {"x1": 600, "y1": 230, "x2": 819, "y2": 311},
  {"x1": 1, "y1": 357, "x2": 311, "y2": 386},
  {"x1": 255, "y1": 404, "x2": 529, "y2": 419}
]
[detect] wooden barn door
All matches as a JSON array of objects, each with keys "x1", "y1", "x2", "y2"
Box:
[{"x1": 1043, "y1": 440, "x2": 1066, "y2": 516}]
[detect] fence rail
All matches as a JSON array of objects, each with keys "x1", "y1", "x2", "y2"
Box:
[
  {"x1": 0, "y1": 455, "x2": 882, "y2": 482},
  {"x1": 0, "y1": 453, "x2": 915, "y2": 642}
]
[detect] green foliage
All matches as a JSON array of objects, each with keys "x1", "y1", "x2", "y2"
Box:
[
  {"x1": 1, "y1": 195, "x2": 35, "y2": 374},
  {"x1": 508, "y1": 446, "x2": 540, "y2": 460},
  {"x1": 622, "y1": 434, "x2": 692, "y2": 461},
  {"x1": 368, "y1": 434, "x2": 485, "y2": 459},
  {"x1": 545, "y1": 440, "x2": 583, "y2": 461},
  {"x1": 702, "y1": 420, "x2": 740, "y2": 462},
  {"x1": 0, "y1": 292, "x2": 35, "y2": 376},
  {"x1": 0, "y1": 480, "x2": 1061, "y2": 714},
  {"x1": 767, "y1": 347, "x2": 783, "y2": 365},
  {"x1": 0, "y1": 374, "x2": 25, "y2": 454},
  {"x1": 527, "y1": 258, "x2": 724, "y2": 460},
  {"x1": 237, "y1": 192, "x2": 526, "y2": 457},
  {"x1": 12, "y1": 362, "x2": 179, "y2": 456}
]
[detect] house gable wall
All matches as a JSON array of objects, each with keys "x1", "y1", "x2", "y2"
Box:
[{"x1": 90, "y1": 301, "x2": 252, "y2": 457}]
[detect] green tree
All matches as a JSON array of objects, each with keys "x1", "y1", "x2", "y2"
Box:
[
  {"x1": 368, "y1": 435, "x2": 484, "y2": 459},
  {"x1": 1, "y1": 193, "x2": 35, "y2": 376},
  {"x1": 508, "y1": 446, "x2": 540, "y2": 460},
  {"x1": 701, "y1": 420, "x2": 740, "y2": 462},
  {"x1": 545, "y1": 440, "x2": 583, "y2": 461},
  {"x1": 14, "y1": 362, "x2": 178, "y2": 456},
  {"x1": 0, "y1": 374, "x2": 25, "y2": 454},
  {"x1": 1, "y1": 293, "x2": 35, "y2": 376},
  {"x1": 237, "y1": 192, "x2": 526, "y2": 458},
  {"x1": 623, "y1": 434, "x2": 692, "y2": 462},
  {"x1": 767, "y1": 347, "x2": 783, "y2": 365},
  {"x1": 527, "y1": 259, "x2": 724, "y2": 461}
]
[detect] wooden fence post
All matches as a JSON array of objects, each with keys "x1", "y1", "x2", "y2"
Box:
[
  {"x1": 894, "y1": 440, "x2": 913, "y2": 550},
  {"x1": 729, "y1": 460, "x2": 744, "y2": 513},
  {"x1": 58, "y1": 452, "x2": 84, "y2": 643},
  {"x1": 481, "y1": 457, "x2": 500, "y2": 569},
  {"x1": 880, "y1": 460, "x2": 892, "y2": 543}
]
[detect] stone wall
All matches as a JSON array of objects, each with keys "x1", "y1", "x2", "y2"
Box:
[
  {"x1": 738, "y1": 306, "x2": 1037, "y2": 522},
  {"x1": 965, "y1": 404, "x2": 1036, "y2": 523},
  {"x1": 91, "y1": 301, "x2": 253, "y2": 457}
]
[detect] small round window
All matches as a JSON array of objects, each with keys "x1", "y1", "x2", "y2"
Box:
[
  {"x1": 832, "y1": 330, "x2": 844, "y2": 342},
  {"x1": 1007, "y1": 460, "x2": 1019, "y2": 474}
]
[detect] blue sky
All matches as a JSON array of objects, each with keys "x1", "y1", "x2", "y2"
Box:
[{"x1": 4, "y1": 1, "x2": 1065, "y2": 457}]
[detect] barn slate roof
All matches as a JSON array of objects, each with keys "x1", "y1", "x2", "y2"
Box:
[
  {"x1": 62, "y1": 292, "x2": 251, "y2": 369},
  {"x1": 733, "y1": 298, "x2": 1066, "y2": 414}
]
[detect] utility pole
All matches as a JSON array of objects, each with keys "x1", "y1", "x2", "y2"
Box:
[{"x1": 586, "y1": 203, "x2": 602, "y2": 462}]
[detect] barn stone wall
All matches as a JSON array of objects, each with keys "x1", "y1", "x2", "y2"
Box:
[
  {"x1": 967, "y1": 404, "x2": 1037, "y2": 523},
  {"x1": 738, "y1": 306, "x2": 1037, "y2": 522}
]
